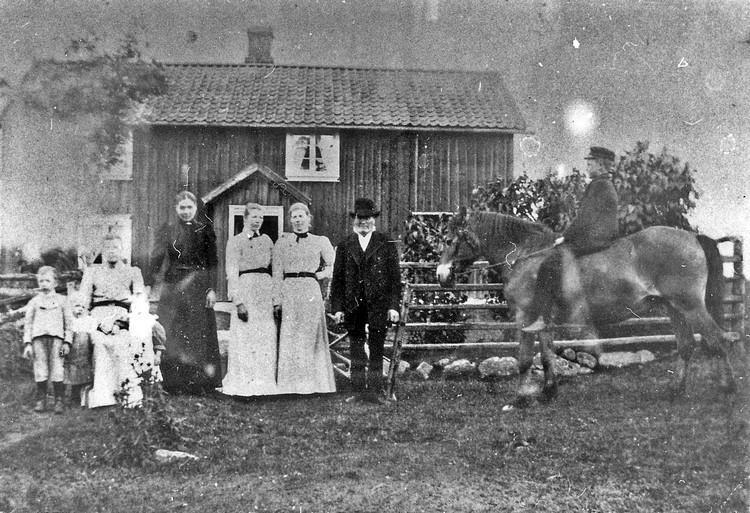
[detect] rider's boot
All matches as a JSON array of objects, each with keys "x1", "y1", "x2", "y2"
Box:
[{"x1": 521, "y1": 316, "x2": 547, "y2": 333}]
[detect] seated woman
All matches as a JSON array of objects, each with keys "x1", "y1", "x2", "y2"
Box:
[
  {"x1": 79, "y1": 233, "x2": 155, "y2": 408},
  {"x1": 221, "y1": 202, "x2": 278, "y2": 397},
  {"x1": 273, "y1": 203, "x2": 336, "y2": 395}
]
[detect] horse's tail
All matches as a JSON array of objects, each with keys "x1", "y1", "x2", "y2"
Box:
[{"x1": 696, "y1": 234, "x2": 724, "y2": 326}]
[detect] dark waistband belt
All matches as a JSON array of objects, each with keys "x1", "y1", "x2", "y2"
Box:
[
  {"x1": 239, "y1": 267, "x2": 272, "y2": 276},
  {"x1": 283, "y1": 272, "x2": 317, "y2": 279},
  {"x1": 91, "y1": 299, "x2": 130, "y2": 310}
]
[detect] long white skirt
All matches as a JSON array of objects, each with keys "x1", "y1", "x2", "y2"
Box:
[
  {"x1": 221, "y1": 273, "x2": 279, "y2": 396},
  {"x1": 86, "y1": 306, "x2": 160, "y2": 408},
  {"x1": 276, "y1": 277, "x2": 336, "y2": 395}
]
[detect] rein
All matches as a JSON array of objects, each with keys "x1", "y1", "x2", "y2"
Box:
[{"x1": 450, "y1": 256, "x2": 516, "y2": 278}]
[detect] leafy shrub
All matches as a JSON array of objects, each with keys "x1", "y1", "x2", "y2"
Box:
[
  {"x1": 103, "y1": 380, "x2": 186, "y2": 468},
  {"x1": 11, "y1": 246, "x2": 80, "y2": 274},
  {"x1": 401, "y1": 214, "x2": 452, "y2": 264},
  {"x1": 0, "y1": 324, "x2": 31, "y2": 379},
  {"x1": 613, "y1": 142, "x2": 697, "y2": 234}
]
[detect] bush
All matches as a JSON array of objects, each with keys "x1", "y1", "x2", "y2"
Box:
[
  {"x1": 12, "y1": 246, "x2": 80, "y2": 274},
  {"x1": 0, "y1": 324, "x2": 31, "y2": 379},
  {"x1": 613, "y1": 142, "x2": 697, "y2": 234},
  {"x1": 401, "y1": 214, "x2": 452, "y2": 264},
  {"x1": 103, "y1": 381, "x2": 186, "y2": 468}
]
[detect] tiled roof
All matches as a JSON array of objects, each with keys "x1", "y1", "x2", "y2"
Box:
[{"x1": 142, "y1": 64, "x2": 525, "y2": 131}]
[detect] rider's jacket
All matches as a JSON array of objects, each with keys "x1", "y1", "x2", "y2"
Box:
[{"x1": 563, "y1": 175, "x2": 619, "y2": 255}]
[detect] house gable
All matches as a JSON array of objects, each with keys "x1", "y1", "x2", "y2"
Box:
[{"x1": 202, "y1": 163, "x2": 310, "y2": 206}]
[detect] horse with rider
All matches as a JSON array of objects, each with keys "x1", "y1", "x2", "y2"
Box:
[{"x1": 437, "y1": 146, "x2": 738, "y2": 404}]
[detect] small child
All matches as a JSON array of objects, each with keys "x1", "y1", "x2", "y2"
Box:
[
  {"x1": 65, "y1": 293, "x2": 96, "y2": 407},
  {"x1": 128, "y1": 295, "x2": 165, "y2": 382},
  {"x1": 22, "y1": 266, "x2": 73, "y2": 414}
]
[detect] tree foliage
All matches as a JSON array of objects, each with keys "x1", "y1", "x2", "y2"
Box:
[
  {"x1": 20, "y1": 34, "x2": 167, "y2": 170},
  {"x1": 472, "y1": 141, "x2": 698, "y2": 235},
  {"x1": 401, "y1": 214, "x2": 453, "y2": 264}
]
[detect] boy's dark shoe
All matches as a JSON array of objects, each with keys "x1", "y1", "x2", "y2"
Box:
[
  {"x1": 33, "y1": 400, "x2": 46, "y2": 413},
  {"x1": 54, "y1": 398, "x2": 64, "y2": 415}
]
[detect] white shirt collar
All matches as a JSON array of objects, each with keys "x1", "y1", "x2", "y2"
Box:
[{"x1": 356, "y1": 230, "x2": 373, "y2": 251}]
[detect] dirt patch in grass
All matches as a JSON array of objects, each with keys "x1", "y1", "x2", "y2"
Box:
[{"x1": 0, "y1": 354, "x2": 747, "y2": 513}]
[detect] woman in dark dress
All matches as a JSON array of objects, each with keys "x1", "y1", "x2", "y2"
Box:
[{"x1": 154, "y1": 191, "x2": 222, "y2": 393}]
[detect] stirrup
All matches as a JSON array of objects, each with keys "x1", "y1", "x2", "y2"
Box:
[{"x1": 521, "y1": 317, "x2": 547, "y2": 333}]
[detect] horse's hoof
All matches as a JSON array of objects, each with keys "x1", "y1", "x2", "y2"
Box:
[
  {"x1": 511, "y1": 395, "x2": 534, "y2": 409},
  {"x1": 541, "y1": 383, "x2": 558, "y2": 402},
  {"x1": 518, "y1": 382, "x2": 540, "y2": 398}
]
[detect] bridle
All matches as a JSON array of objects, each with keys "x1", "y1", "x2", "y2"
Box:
[{"x1": 444, "y1": 228, "x2": 510, "y2": 277}]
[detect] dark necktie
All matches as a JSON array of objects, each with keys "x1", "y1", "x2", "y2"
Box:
[{"x1": 295, "y1": 232, "x2": 308, "y2": 243}]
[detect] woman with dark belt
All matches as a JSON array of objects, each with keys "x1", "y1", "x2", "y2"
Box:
[
  {"x1": 221, "y1": 202, "x2": 278, "y2": 396},
  {"x1": 154, "y1": 191, "x2": 222, "y2": 394},
  {"x1": 272, "y1": 202, "x2": 336, "y2": 395},
  {"x1": 79, "y1": 233, "x2": 153, "y2": 408}
]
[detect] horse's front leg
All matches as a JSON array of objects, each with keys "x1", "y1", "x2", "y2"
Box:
[
  {"x1": 539, "y1": 328, "x2": 558, "y2": 401},
  {"x1": 514, "y1": 329, "x2": 539, "y2": 407},
  {"x1": 666, "y1": 305, "x2": 695, "y2": 397}
]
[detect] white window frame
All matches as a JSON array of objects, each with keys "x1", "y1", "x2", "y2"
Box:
[
  {"x1": 77, "y1": 214, "x2": 132, "y2": 268},
  {"x1": 285, "y1": 133, "x2": 340, "y2": 182},
  {"x1": 99, "y1": 131, "x2": 133, "y2": 181},
  {"x1": 229, "y1": 205, "x2": 284, "y2": 240},
  {"x1": 410, "y1": 211, "x2": 455, "y2": 218}
]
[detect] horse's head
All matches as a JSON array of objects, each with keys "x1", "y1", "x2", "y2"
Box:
[{"x1": 437, "y1": 207, "x2": 482, "y2": 286}]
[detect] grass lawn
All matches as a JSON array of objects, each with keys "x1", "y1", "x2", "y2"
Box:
[{"x1": 0, "y1": 352, "x2": 747, "y2": 513}]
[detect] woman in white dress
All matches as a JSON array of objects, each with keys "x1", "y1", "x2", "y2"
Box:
[
  {"x1": 273, "y1": 203, "x2": 336, "y2": 395},
  {"x1": 79, "y1": 233, "x2": 158, "y2": 408},
  {"x1": 221, "y1": 203, "x2": 279, "y2": 396}
]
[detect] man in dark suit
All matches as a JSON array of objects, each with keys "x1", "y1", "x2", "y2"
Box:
[
  {"x1": 523, "y1": 146, "x2": 619, "y2": 333},
  {"x1": 331, "y1": 198, "x2": 402, "y2": 404}
]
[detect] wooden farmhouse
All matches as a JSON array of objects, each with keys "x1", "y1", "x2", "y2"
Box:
[{"x1": 0, "y1": 29, "x2": 526, "y2": 300}]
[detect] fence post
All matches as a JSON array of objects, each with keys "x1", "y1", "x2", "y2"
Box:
[
  {"x1": 731, "y1": 237, "x2": 746, "y2": 349},
  {"x1": 469, "y1": 260, "x2": 489, "y2": 299},
  {"x1": 468, "y1": 261, "x2": 491, "y2": 328}
]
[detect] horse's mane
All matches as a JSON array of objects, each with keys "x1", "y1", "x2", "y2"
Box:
[{"x1": 469, "y1": 211, "x2": 556, "y2": 254}]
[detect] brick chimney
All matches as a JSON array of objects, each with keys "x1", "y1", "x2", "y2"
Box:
[{"x1": 245, "y1": 27, "x2": 274, "y2": 64}]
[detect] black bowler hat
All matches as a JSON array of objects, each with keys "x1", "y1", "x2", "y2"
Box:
[
  {"x1": 349, "y1": 197, "x2": 380, "y2": 218},
  {"x1": 584, "y1": 146, "x2": 616, "y2": 162}
]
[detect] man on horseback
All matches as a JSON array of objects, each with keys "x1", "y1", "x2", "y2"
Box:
[{"x1": 522, "y1": 146, "x2": 619, "y2": 333}]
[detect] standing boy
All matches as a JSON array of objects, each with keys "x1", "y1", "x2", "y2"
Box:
[{"x1": 22, "y1": 266, "x2": 73, "y2": 413}]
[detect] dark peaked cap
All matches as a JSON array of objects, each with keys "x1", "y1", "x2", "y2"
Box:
[{"x1": 584, "y1": 146, "x2": 616, "y2": 161}]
